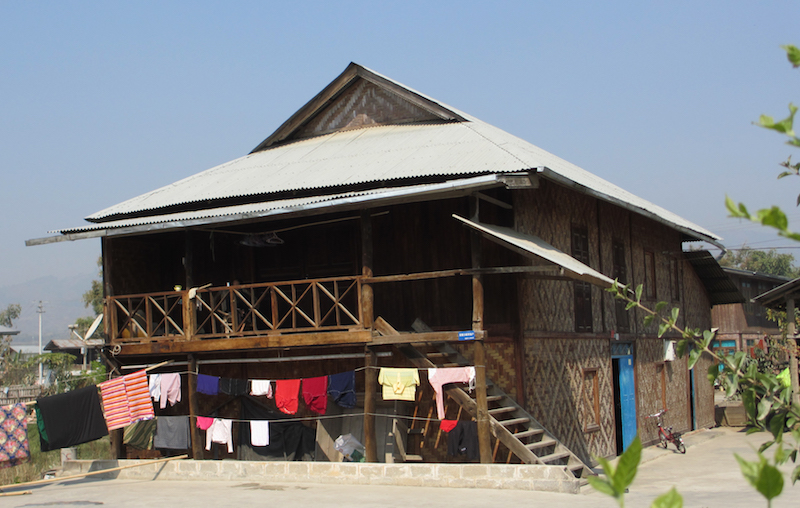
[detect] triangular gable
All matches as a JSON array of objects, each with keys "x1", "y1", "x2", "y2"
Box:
[{"x1": 251, "y1": 63, "x2": 465, "y2": 152}]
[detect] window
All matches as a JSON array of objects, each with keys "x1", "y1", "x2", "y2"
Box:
[
  {"x1": 572, "y1": 226, "x2": 593, "y2": 332},
  {"x1": 612, "y1": 240, "x2": 630, "y2": 333},
  {"x1": 644, "y1": 250, "x2": 656, "y2": 300},
  {"x1": 669, "y1": 257, "x2": 680, "y2": 302},
  {"x1": 583, "y1": 367, "x2": 601, "y2": 432}
]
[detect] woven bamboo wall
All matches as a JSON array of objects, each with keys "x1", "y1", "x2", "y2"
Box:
[
  {"x1": 455, "y1": 338, "x2": 519, "y2": 400},
  {"x1": 522, "y1": 337, "x2": 615, "y2": 463}
]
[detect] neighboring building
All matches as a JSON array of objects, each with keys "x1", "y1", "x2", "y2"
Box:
[
  {"x1": 711, "y1": 267, "x2": 787, "y2": 356},
  {"x1": 0, "y1": 325, "x2": 20, "y2": 340},
  {"x1": 44, "y1": 338, "x2": 103, "y2": 369},
  {"x1": 29, "y1": 63, "x2": 735, "y2": 475}
]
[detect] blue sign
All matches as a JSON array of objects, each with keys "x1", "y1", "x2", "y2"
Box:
[{"x1": 458, "y1": 331, "x2": 476, "y2": 341}]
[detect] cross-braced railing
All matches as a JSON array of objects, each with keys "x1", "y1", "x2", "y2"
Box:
[{"x1": 108, "y1": 276, "x2": 363, "y2": 343}]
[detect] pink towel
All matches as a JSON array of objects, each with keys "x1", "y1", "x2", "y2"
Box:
[
  {"x1": 428, "y1": 367, "x2": 476, "y2": 419},
  {"x1": 159, "y1": 373, "x2": 181, "y2": 409}
]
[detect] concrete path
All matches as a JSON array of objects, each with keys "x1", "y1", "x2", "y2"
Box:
[{"x1": 2, "y1": 427, "x2": 799, "y2": 507}]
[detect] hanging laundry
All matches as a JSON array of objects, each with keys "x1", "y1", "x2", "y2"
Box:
[
  {"x1": 327, "y1": 371, "x2": 356, "y2": 409},
  {"x1": 250, "y1": 420, "x2": 270, "y2": 447},
  {"x1": 123, "y1": 419, "x2": 156, "y2": 450},
  {"x1": 148, "y1": 373, "x2": 161, "y2": 402},
  {"x1": 98, "y1": 376, "x2": 131, "y2": 431},
  {"x1": 250, "y1": 379, "x2": 273, "y2": 398},
  {"x1": 0, "y1": 403, "x2": 30, "y2": 469},
  {"x1": 196, "y1": 416, "x2": 214, "y2": 431},
  {"x1": 302, "y1": 376, "x2": 328, "y2": 414},
  {"x1": 99, "y1": 370, "x2": 155, "y2": 431},
  {"x1": 159, "y1": 373, "x2": 181, "y2": 409},
  {"x1": 36, "y1": 385, "x2": 109, "y2": 452},
  {"x1": 427, "y1": 367, "x2": 476, "y2": 419},
  {"x1": 377, "y1": 368, "x2": 420, "y2": 401},
  {"x1": 153, "y1": 416, "x2": 190, "y2": 450},
  {"x1": 447, "y1": 420, "x2": 479, "y2": 461},
  {"x1": 219, "y1": 377, "x2": 248, "y2": 396},
  {"x1": 125, "y1": 370, "x2": 154, "y2": 423},
  {"x1": 275, "y1": 379, "x2": 301, "y2": 415},
  {"x1": 439, "y1": 419, "x2": 458, "y2": 433},
  {"x1": 196, "y1": 374, "x2": 220, "y2": 395},
  {"x1": 205, "y1": 418, "x2": 234, "y2": 453}
]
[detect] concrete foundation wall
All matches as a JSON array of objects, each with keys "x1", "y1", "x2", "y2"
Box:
[{"x1": 62, "y1": 459, "x2": 580, "y2": 493}]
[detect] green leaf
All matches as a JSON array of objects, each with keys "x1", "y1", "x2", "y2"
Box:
[
  {"x1": 643, "y1": 314, "x2": 654, "y2": 327},
  {"x1": 758, "y1": 398, "x2": 773, "y2": 421},
  {"x1": 756, "y1": 206, "x2": 789, "y2": 231},
  {"x1": 782, "y1": 44, "x2": 800, "y2": 68},
  {"x1": 726, "y1": 196, "x2": 748, "y2": 218},
  {"x1": 635, "y1": 284, "x2": 643, "y2": 303},
  {"x1": 758, "y1": 440, "x2": 775, "y2": 453},
  {"x1": 769, "y1": 412, "x2": 786, "y2": 441},
  {"x1": 707, "y1": 363, "x2": 719, "y2": 385},
  {"x1": 650, "y1": 487, "x2": 683, "y2": 508},
  {"x1": 742, "y1": 390, "x2": 756, "y2": 420},
  {"x1": 658, "y1": 322, "x2": 669, "y2": 338},
  {"x1": 736, "y1": 454, "x2": 760, "y2": 486},
  {"x1": 587, "y1": 475, "x2": 617, "y2": 497},
  {"x1": 774, "y1": 443, "x2": 786, "y2": 465},
  {"x1": 755, "y1": 463, "x2": 784, "y2": 500},
  {"x1": 625, "y1": 301, "x2": 637, "y2": 310},
  {"x1": 655, "y1": 301, "x2": 668, "y2": 313},
  {"x1": 613, "y1": 436, "x2": 641, "y2": 494},
  {"x1": 688, "y1": 349, "x2": 701, "y2": 370},
  {"x1": 702, "y1": 329, "x2": 715, "y2": 349},
  {"x1": 759, "y1": 103, "x2": 798, "y2": 137},
  {"x1": 670, "y1": 307, "x2": 680, "y2": 323},
  {"x1": 675, "y1": 339, "x2": 688, "y2": 358},
  {"x1": 792, "y1": 465, "x2": 800, "y2": 484}
]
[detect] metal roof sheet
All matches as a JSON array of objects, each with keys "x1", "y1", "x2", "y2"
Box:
[
  {"x1": 683, "y1": 250, "x2": 745, "y2": 305},
  {"x1": 45, "y1": 339, "x2": 104, "y2": 350},
  {"x1": 453, "y1": 215, "x2": 615, "y2": 288},
  {"x1": 56, "y1": 63, "x2": 720, "y2": 247}
]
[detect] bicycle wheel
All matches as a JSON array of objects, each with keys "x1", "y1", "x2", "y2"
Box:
[
  {"x1": 659, "y1": 434, "x2": 668, "y2": 448},
  {"x1": 676, "y1": 440, "x2": 686, "y2": 454}
]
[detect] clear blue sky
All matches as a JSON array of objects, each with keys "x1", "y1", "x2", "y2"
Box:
[{"x1": 3, "y1": 0, "x2": 800, "y2": 292}]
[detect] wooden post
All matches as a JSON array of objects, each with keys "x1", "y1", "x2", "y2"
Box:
[
  {"x1": 470, "y1": 196, "x2": 492, "y2": 463},
  {"x1": 184, "y1": 231, "x2": 196, "y2": 341},
  {"x1": 187, "y1": 353, "x2": 204, "y2": 459},
  {"x1": 361, "y1": 210, "x2": 374, "y2": 330},
  {"x1": 788, "y1": 298, "x2": 799, "y2": 406},
  {"x1": 363, "y1": 346, "x2": 378, "y2": 462}
]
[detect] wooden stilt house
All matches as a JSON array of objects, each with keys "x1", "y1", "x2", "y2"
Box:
[{"x1": 29, "y1": 63, "x2": 738, "y2": 475}]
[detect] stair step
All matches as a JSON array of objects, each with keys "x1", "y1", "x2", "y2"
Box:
[
  {"x1": 512, "y1": 428, "x2": 544, "y2": 440},
  {"x1": 525, "y1": 438, "x2": 557, "y2": 450},
  {"x1": 486, "y1": 395, "x2": 504, "y2": 403},
  {"x1": 488, "y1": 406, "x2": 516, "y2": 416},
  {"x1": 568, "y1": 463, "x2": 587, "y2": 472},
  {"x1": 539, "y1": 451, "x2": 571, "y2": 464},
  {"x1": 405, "y1": 454, "x2": 424, "y2": 462},
  {"x1": 499, "y1": 417, "x2": 530, "y2": 427}
]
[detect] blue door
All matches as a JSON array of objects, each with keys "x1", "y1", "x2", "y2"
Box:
[{"x1": 617, "y1": 354, "x2": 638, "y2": 451}]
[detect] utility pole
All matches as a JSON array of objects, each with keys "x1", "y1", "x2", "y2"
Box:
[{"x1": 37, "y1": 301, "x2": 44, "y2": 385}]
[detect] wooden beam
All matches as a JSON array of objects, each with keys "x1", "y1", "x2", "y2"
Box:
[
  {"x1": 361, "y1": 210, "x2": 374, "y2": 330},
  {"x1": 470, "y1": 195, "x2": 492, "y2": 464},
  {"x1": 364, "y1": 346, "x2": 378, "y2": 462},
  {"x1": 187, "y1": 354, "x2": 204, "y2": 460},
  {"x1": 371, "y1": 329, "x2": 485, "y2": 345},
  {"x1": 365, "y1": 265, "x2": 557, "y2": 284},
  {"x1": 118, "y1": 330, "x2": 373, "y2": 356}
]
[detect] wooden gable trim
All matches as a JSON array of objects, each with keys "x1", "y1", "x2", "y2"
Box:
[{"x1": 250, "y1": 63, "x2": 466, "y2": 152}]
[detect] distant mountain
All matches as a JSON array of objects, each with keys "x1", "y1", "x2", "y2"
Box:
[{"x1": 0, "y1": 272, "x2": 96, "y2": 347}]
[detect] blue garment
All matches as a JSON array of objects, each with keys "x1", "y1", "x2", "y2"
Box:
[
  {"x1": 196, "y1": 374, "x2": 220, "y2": 395},
  {"x1": 327, "y1": 371, "x2": 356, "y2": 409}
]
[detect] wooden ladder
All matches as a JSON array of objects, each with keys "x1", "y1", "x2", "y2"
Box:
[{"x1": 396, "y1": 341, "x2": 595, "y2": 480}]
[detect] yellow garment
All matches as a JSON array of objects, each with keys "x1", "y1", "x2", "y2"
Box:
[{"x1": 377, "y1": 368, "x2": 420, "y2": 401}]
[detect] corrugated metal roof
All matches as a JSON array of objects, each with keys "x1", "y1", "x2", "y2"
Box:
[
  {"x1": 0, "y1": 325, "x2": 20, "y2": 336},
  {"x1": 453, "y1": 215, "x2": 615, "y2": 288},
  {"x1": 684, "y1": 250, "x2": 745, "y2": 305},
  {"x1": 752, "y1": 277, "x2": 800, "y2": 310},
  {"x1": 52, "y1": 175, "x2": 503, "y2": 235},
  {"x1": 44, "y1": 339, "x2": 103, "y2": 350},
  {"x1": 69, "y1": 63, "x2": 720, "y2": 246}
]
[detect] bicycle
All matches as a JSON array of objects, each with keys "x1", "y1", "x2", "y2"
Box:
[{"x1": 646, "y1": 409, "x2": 686, "y2": 453}]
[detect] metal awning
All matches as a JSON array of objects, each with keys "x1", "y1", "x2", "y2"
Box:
[
  {"x1": 683, "y1": 250, "x2": 745, "y2": 306},
  {"x1": 753, "y1": 277, "x2": 800, "y2": 311},
  {"x1": 452, "y1": 215, "x2": 615, "y2": 287}
]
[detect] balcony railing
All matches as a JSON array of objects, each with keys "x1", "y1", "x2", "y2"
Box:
[{"x1": 107, "y1": 276, "x2": 363, "y2": 344}]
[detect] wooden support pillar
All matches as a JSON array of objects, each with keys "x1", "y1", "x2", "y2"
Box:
[
  {"x1": 361, "y1": 210, "x2": 374, "y2": 330},
  {"x1": 363, "y1": 346, "x2": 378, "y2": 462},
  {"x1": 470, "y1": 196, "x2": 492, "y2": 464},
  {"x1": 187, "y1": 353, "x2": 204, "y2": 459},
  {"x1": 788, "y1": 298, "x2": 800, "y2": 406},
  {"x1": 183, "y1": 231, "x2": 196, "y2": 341}
]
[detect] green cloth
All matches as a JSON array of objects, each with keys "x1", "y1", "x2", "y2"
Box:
[
  {"x1": 123, "y1": 419, "x2": 156, "y2": 450},
  {"x1": 35, "y1": 405, "x2": 49, "y2": 446}
]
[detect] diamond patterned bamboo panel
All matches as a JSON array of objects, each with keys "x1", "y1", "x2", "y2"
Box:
[{"x1": 524, "y1": 337, "x2": 615, "y2": 463}]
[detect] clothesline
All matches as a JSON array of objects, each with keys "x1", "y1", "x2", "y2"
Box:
[{"x1": 158, "y1": 411, "x2": 463, "y2": 425}]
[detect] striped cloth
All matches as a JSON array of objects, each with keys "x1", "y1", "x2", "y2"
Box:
[{"x1": 98, "y1": 370, "x2": 155, "y2": 431}]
